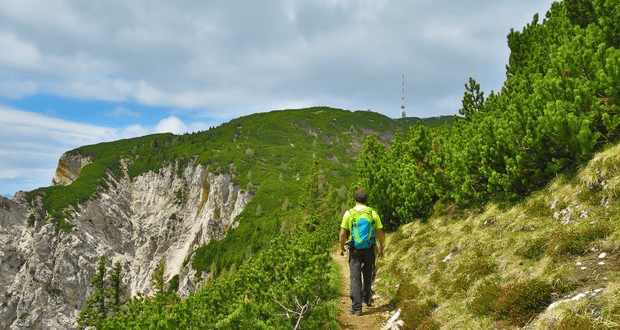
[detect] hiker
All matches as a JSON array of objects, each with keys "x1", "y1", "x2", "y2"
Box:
[{"x1": 339, "y1": 188, "x2": 385, "y2": 316}]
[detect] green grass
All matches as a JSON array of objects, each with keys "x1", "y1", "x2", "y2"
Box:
[{"x1": 376, "y1": 141, "x2": 620, "y2": 328}]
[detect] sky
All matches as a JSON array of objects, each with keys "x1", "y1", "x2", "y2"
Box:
[{"x1": 0, "y1": 0, "x2": 556, "y2": 197}]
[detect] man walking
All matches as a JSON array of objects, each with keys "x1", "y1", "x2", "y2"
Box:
[{"x1": 339, "y1": 188, "x2": 385, "y2": 316}]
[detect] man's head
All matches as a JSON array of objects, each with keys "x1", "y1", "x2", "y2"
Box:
[{"x1": 354, "y1": 188, "x2": 368, "y2": 205}]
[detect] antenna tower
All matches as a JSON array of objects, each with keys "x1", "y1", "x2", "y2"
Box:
[{"x1": 401, "y1": 75, "x2": 406, "y2": 118}]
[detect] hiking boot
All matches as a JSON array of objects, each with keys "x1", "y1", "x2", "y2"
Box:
[
  {"x1": 364, "y1": 299, "x2": 373, "y2": 307},
  {"x1": 348, "y1": 307, "x2": 362, "y2": 316}
]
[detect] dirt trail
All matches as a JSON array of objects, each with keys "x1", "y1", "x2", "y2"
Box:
[{"x1": 333, "y1": 250, "x2": 391, "y2": 329}]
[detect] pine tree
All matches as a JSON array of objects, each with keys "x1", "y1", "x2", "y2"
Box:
[
  {"x1": 77, "y1": 256, "x2": 108, "y2": 329},
  {"x1": 459, "y1": 77, "x2": 485, "y2": 120},
  {"x1": 78, "y1": 256, "x2": 127, "y2": 330},
  {"x1": 109, "y1": 262, "x2": 125, "y2": 315}
]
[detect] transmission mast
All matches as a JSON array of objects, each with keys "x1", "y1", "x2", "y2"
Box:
[{"x1": 401, "y1": 75, "x2": 406, "y2": 118}]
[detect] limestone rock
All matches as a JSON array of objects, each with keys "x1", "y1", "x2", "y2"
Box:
[
  {"x1": 0, "y1": 157, "x2": 253, "y2": 329},
  {"x1": 51, "y1": 153, "x2": 92, "y2": 186}
]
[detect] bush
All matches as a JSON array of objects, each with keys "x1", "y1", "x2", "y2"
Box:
[
  {"x1": 468, "y1": 279, "x2": 501, "y2": 316},
  {"x1": 396, "y1": 279, "x2": 421, "y2": 303},
  {"x1": 451, "y1": 257, "x2": 496, "y2": 293},
  {"x1": 519, "y1": 236, "x2": 548, "y2": 260},
  {"x1": 556, "y1": 313, "x2": 597, "y2": 330},
  {"x1": 168, "y1": 275, "x2": 179, "y2": 292},
  {"x1": 494, "y1": 278, "x2": 553, "y2": 326},
  {"x1": 550, "y1": 221, "x2": 612, "y2": 257},
  {"x1": 401, "y1": 299, "x2": 438, "y2": 330}
]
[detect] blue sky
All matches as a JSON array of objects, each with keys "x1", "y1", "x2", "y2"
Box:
[{"x1": 0, "y1": 0, "x2": 556, "y2": 197}]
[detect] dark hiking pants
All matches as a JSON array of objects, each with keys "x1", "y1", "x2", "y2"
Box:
[{"x1": 349, "y1": 246, "x2": 375, "y2": 312}]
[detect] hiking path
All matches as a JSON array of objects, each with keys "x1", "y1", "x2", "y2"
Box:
[{"x1": 333, "y1": 250, "x2": 391, "y2": 329}]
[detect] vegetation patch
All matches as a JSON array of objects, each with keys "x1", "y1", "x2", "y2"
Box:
[
  {"x1": 450, "y1": 257, "x2": 496, "y2": 293},
  {"x1": 468, "y1": 278, "x2": 501, "y2": 317},
  {"x1": 556, "y1": 313, "x2": 598, "y2": 330},
  {"x1": 494, "y1": 278, "x2": 553, "y2": 326},
  {"x1": 549, "y1": 221, "x2": 613, "y2": 258},
  {"x1": 400, "y1": 299, "x2": 439, "y2": 330}
]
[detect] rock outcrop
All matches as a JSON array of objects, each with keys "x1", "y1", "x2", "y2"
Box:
[
  {"x1": 52, "y1": 153, "x2": 92, "y2": 186},
  {"x1": 0, "y1": 155, "x2": 253, "y2": 329}
]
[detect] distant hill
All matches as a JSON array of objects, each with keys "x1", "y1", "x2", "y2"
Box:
[
  {"x1": 25, "y1": 106, "x2": 405, "y2": 280},
  {"x1": 397, "y1": 115, "x2": 455, "y2": 128}
]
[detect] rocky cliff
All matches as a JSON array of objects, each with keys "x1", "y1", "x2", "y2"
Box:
[
  {"x1": 51, "y1": 153, "x2": 92, "y2": 186},
  {"x1": 0, "y1": 154, "x2": 253, "y2": 329}
]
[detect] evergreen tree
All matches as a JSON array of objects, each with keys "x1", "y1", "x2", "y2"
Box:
[
  {"x1": 109, "y1": 262, "x2": 125, "y2": 315},
  {"x1": 77, "y1": 256, "x2": 108, "y2": 329},
  {"x1": 78, "y1": 256, "x2": 127, "y2": 330},
  {"x1": 459, "y1": 77, "x2": 485, "y2": 120}
]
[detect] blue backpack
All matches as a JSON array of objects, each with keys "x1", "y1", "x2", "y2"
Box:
[{"x1": 349, "y1": 208, "x2": 375, "y2": 249}]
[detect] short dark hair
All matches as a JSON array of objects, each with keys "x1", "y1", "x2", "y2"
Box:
[{"x1": 354, "y1": 188, "x2": 368, "y2": 204}]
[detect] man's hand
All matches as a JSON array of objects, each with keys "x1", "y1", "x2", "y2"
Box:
[
  {"x1": 339, "y1": 228, "x2": 349, "y2": 257},
  {"x1": 376, "y1": 229, "x2": 385, "y2": 259}
]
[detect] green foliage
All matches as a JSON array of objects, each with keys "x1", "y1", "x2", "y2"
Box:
[
  {"x1": 109, "y1": 262, "x2": 125, "y2": 315},
  {"x1": 357, "y1": 0, "x2": 620, "y2": 221},
  {"x1": 398, "y1": 115, "x2": 455, "y2": 128},
  {"x1": 78, "y1": 256, "x2": 127, "y2": 330},
  {"x1": 175, "y1": 187, "x2": 187, "y2": 205},
  {"x1": 459, "y1": 77, "x2": 485, "y2": 120},
  {"x1": 358, "y1": 126, "x2": 441, "y2": 229}
]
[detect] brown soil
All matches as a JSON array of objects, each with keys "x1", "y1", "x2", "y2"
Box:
[
  {"x1": 571, "y1": 249, "x2": 620, "y2": 289},
  {"x1": 333, "y1": 250, "x2": 391, "y2": 330}
]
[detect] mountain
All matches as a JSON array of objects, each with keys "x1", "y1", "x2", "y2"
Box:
[
  {"x1": 398, "y1": 115, "x2": 455, "y2": 128},
  {"x1": 0, "y1": 107, "x2": 404, "y2": 329}
]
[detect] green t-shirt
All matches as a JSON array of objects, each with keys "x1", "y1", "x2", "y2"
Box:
[{"x1": 340, "y1": 206, "x2": 383, "y2": 239}]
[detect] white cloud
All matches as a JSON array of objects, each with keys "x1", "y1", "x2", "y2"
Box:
[
  {"x1": 0, "y1": 31, "x2": 41, "y2": 68},
  {"x1": 0, "y1": 0, "x2": 555, "y2": 118},
  {"x1": 0, "y1": 106, "x2": 116, "y2": 195},
  {"x1": 105, "y1": 106, "x2": 141, "y2": 118},
  {"x1": 0, "y1": 80, "x2": 39, "y2": 99},
  {"x1": 155, "y1": 116, "x2": 188, "y2": 135},
  {"x1": 0, "y1": 0, "x2": 559, "y2": 196},
  {"x1": 0, "y1": 168, "x2": 21, "y2": 180},
  {"x1": 0, "y1": 107, "x2": 220, "y2": 196},
  {"x1": 120, "y1": 124, "x2": 150, "y2": 138}
]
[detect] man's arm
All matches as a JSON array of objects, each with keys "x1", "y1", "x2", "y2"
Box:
[
  {"x1": 376, "y1": 228, "x2": 385, "y2": 258},
  {"x1": 339, "y1": 227, "x2": 349, "y2": 256}
]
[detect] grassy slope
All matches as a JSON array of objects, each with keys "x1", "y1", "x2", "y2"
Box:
[
  {"x1": 376, "y1": 142, "x2": 620, "y2": 329},
  {"x1": 397, "y1": 115, "x2": 455, "y2": 129}
]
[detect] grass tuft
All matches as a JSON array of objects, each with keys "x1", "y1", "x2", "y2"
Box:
[
  {"x1": 494, "y1": 278, "x2": 553, "y2": 326},
  {"x1": 468, "y1": 278, "x2": 501, "y2": 317},
  {"x1": 400, "y1": 299, "x2": 438, "y2": 330}
]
